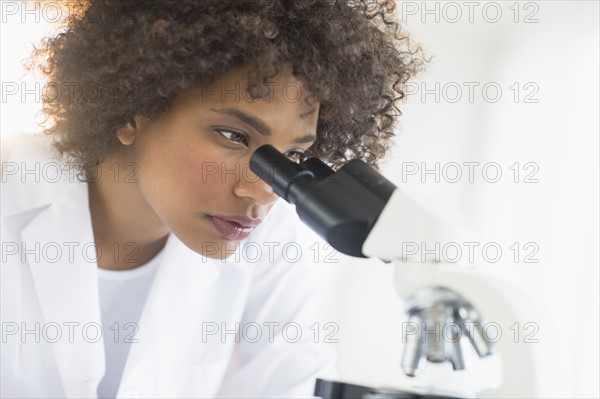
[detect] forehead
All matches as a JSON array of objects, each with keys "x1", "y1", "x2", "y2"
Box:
[{"x1": 173, "y1": 65, "x2": 320, "y2": 132}]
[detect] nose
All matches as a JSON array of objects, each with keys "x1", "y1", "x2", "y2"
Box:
[{"x1": 233, "y1": 164, "x2": 280, "y2": 206}]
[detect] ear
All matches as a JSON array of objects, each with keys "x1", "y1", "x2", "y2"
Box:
[{"x1": 116, "y1": 115, "x2": 145, "y2": 145}]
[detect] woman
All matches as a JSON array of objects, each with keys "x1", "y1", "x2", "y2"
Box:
[{"x1": 1, "y1": 0, "x2": 423, "y2": 397}]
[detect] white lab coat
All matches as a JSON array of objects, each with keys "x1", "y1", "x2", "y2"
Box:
[{"x1": 1, "y1": 134, "x2": 337, "y2": 398}]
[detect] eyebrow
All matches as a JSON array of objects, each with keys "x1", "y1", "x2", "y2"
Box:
[{"x1": 209, "y1": 107, "x2": 317, "y2": 144}]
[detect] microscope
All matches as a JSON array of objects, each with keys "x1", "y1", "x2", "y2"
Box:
[{"x1": 250, "y1": 145, "x2": 546, "y2": 399}]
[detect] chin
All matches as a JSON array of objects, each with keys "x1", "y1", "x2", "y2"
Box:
[{"x1": 178, "y1": 233, "x2": 242, "y2": 262}]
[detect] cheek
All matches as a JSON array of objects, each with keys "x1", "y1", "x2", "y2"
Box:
[
  {"x1": 182, "y1": 154, "x2": 234, "y2": 207},
  {"x1": 150, "y1": 153, "x2": 246, "y2": 258},
  {"x1": 155, "y1": 147, "x2": 235, "y2": 210},
  {"x1": 131, "y1": 136, "x2": 226, "y2": 213}
]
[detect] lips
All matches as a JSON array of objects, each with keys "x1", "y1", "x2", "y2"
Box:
[{"x1": 208, "y1": 215, "x2": 261, "y2": 241}]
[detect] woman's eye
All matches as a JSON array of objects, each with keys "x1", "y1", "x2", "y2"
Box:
[
  {"x1": 216, "y1": 129, "x2": 249, "y2": 146},
  {"x1": 216, "y1": 129, "x2": 305, "y2": 162},
  {"x1": 286, "y1": 150, "x2": 307, "y2": 163}
]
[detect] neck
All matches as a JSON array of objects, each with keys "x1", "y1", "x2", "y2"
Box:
[{"x1": 87, "y1": 149, "x2": 170, "y2": 270}]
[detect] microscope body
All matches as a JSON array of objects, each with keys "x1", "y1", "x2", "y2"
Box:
[{"x1": 250, "y1": 145, "x2": 547, "y2": 399}]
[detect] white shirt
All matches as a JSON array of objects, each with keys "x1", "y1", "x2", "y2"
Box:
[{"x1": 96, "y1": 252, "x2": 163, "y2": 398}]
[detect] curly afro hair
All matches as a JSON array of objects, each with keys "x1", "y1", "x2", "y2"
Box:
[{"x1": 28, "y1": 0, "x2": 425, "y2": 174}]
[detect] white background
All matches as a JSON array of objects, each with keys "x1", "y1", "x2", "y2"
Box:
[{"x1": 2, "y1": 1, "x2": 599, "y2": 398}]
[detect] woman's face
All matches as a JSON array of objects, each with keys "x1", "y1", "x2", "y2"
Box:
[{"x1": 119, "y1": 65, "x2": 320, "y2": 259}]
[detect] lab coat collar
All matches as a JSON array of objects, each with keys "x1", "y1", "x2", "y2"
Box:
[{"x1": 20, "y1": 178, "x2": 105, "y2": 398}]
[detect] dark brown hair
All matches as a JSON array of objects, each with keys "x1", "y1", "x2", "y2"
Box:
[{"x1": 28, "y1": 0, "x2": 425, "y2": 173}]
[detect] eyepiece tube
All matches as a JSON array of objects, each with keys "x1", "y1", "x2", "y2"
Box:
[
  {"x1": 249, "y1": 145, "x2": 314, "y2": 202},
  {"x1": 250, "y1": 144, "x2": 397, "y2": 258}
]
